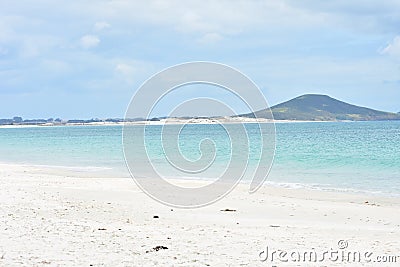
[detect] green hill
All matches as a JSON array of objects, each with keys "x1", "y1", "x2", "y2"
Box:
[{"x1": 241, "y1": 94, "x2": 400, "y2": 121}]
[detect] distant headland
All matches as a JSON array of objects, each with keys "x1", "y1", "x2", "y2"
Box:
[{"x1": 240, "y1": 94, "x2": 400, "y2": 121}]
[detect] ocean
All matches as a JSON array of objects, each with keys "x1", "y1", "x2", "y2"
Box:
[{"x1": 0, "y1": 121, "x2": 399, "y2": 196}]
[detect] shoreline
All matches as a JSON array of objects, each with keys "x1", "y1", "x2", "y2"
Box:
[
  {"x1": 0, "y1": 118, "x2": 379, "y2": 129},
  {"x1": 1, "y1": 161, "x2": 399, "y2": 199},
  {"x1": 1, "y1": 162, "x2": 398, "y2": 204}
]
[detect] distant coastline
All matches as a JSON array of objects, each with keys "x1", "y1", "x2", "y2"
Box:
[
  {"x1": 0, "y1": 117, "x2": 394, "y2": 129},
  {"x1": 2, "y1": 94, "x2": 399, "y2": 127},
  {"x1": 0, "y1": 117, "x2": 300, "y2": 128}
]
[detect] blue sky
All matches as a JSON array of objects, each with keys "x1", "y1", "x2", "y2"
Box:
[{"x1": 0, "y1": 0, "x2": 399, "y2": 119}]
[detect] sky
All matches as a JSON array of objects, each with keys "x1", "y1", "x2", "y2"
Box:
[{"x1": 0, "y1": 0, "x2": 399, "y2": 119}]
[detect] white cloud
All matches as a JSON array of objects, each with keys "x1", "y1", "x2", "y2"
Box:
[
  {"x1": 197, "y1": 33, "x2": 223, "y2": 44},
  {"x1": 80, "y1": 35, "x2": 100, "y2": 49},
  {"x1": 116, "y1": 63, "x2": 134, "y2": 75},
  {"x1": 19, "y1": 35, "x2": 60, "y2": 58},
  {"x1": 286, "y1": 0, "x2": 400, "y2": 33},
  {"x1": 94, "y1": 21, "x2": 111, "y2": 32},
  {"x1": 115, "y1": 63, "x2": 135, "y2": 83},
  {"x1": 4, "y1": 1, "x2": 398, "y2": 45},
  {"x1": 113, "y1": 60, "x2": 156, "y2": 86},
  {"x1": 381, "y1": 36, "x2": 400, "y2": 58},
  {"x1": 0, "y1": 16, "x2": 61, "y2": 58},
  {"x1": 68, "y1": 1, "x2": 327, "y2": 37}
]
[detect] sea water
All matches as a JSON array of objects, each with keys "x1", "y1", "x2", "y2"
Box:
[{"x1": 0, "y1": 121, "x2": 399, "y2": 196}]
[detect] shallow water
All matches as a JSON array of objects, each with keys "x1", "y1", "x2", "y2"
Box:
[{"x1": 0, "y1": 121, "x2": 399, "y2": 196}]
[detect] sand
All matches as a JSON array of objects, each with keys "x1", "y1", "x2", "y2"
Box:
[
  {"x1": 0, "y1": 163, "x2": 399, "y2": 266},
  {"x1": 0, "y1": 117, "x2": 325, "y2": 129}
]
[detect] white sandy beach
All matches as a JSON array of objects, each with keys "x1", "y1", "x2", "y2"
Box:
[
  {"x1": 0, "y1": 163, "x2": 399, "y2": 266},
  {"x1": 0, "y1": 117, "x2": 326, "y2": 129}
]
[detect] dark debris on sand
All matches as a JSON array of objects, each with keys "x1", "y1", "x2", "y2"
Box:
[
  {"x1": 146, "y1": 246, "x2": 169, "y2": 253},
  {"x1": 220, "y1": 209, "x2": 237, "y2": 212}
]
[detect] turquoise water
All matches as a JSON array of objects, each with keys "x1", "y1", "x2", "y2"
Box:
[{"x1": 0, "y1": 121, "x2": 399, "y2": 196}]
